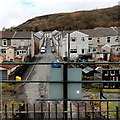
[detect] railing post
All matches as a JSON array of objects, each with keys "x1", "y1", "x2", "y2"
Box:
[
  {"x1": 12, "y1": 104, "x2": 14, "y2": 119},
  {"x1": 70, "y1": 102, "x2": 72, "y2": 120},
  {"x1": 26, "y1": 103, "x2": 29, "y2": 118},
  {"x1": 77, "y1": 103, "x2": 79, "y2": 120},
  {"x1": 99, "y1": 102, "x2": 101, "y2": 117},
  {"x1": 34, "y1": 103, "x2": 36, "y2": 119},
  {"x1": 55, "y1": 103, "x2": 57, "y2": 120},
  {"x1": 107, "y1": 102, "x2": 109, "y2": 120},
  {"x1": 48, "y1": 103, "x2": 50, "y2": 120},
  {"x1": 91, "y1": 102, "x2": 94, "y2": 119},
  {"x1": 116, "y1": 106, "x2": 119, "y2": 120},
  {"x1": 40, "y1": 103, "x2": 44, "y2": 120},
  {"x1": 63, "y1": 63, "x2": 68, "y2": 120},
  {"x1": 5, "y1": 104, "x2": 7, "y2": 120},
  {"x1": 84, "y1": 102, "x2": 87, "y2": 117}
]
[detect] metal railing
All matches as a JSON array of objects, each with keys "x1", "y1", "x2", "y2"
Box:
[
  {"x1": 0, "y1": 62, "x2": 120, "y2": 120},
  {"x1": 1, "y1": 102, "x2": 120, "y2": 120}
]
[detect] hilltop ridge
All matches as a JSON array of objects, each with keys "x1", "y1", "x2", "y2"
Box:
[{"x1": 14, "y1": 6, "x2": 120, "y2": 31}]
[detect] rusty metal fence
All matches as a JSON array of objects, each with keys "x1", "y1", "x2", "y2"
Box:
[{"x1": 1, "y1": 102, "x2": 120, "y2": 120}]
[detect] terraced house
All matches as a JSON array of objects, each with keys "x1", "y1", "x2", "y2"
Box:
[{"x1": 0, "y1": 31, "x2": 35, "y2": 63}]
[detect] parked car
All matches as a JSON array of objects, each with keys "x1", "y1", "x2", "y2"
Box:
[
  {"x1": 50, "y1": 40, "x2": 53, "y2": 47},
  {"x1": 51, "y1": 60, "x2": 61, "y2": 68},
  {"x1": 40, "y1": 47, "x2": 46, "y2": 53},
  {"x1": 51, "y1": 48, "x2": 56, "y2": 53}
]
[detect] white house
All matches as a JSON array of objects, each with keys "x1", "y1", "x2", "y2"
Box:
[
  {"x1": 34, "y1": 31, "x2": 44, "y2": 54},
  {"x1": 61, "y1": 31, "x2": 89, "y2": 60},
  {"x1": 6, "y1": 47, "x2": 15, "y2": 61}
]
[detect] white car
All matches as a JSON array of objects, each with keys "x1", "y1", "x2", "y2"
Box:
[{"x1": 40, "y1": 47, "x2": 46, "y2": 53}]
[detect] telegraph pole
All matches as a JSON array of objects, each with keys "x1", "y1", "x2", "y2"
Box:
[{"x1": 68, "y1": 33, "x2": 70, "y2": 62}]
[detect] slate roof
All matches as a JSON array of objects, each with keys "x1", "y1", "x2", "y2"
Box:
[
  {"x1": 13, "y1": 32, "x2": 31, "y2": 39},
  {"x1": 114, "y1": 27, "x2": 120, "y2": 34},
  {"x1": 61, "y1": 30, "x2": 75, "y2": 38},
  {"x1": 17, "y1": 46, "x2": 28, "y2": 50},
  {"x1": 80, "y1": 27, "x2": 119, "y2": 37},
  {"x1": 82, "y1": 67, "x2": 94, "y2": 74},
  {"x1": 0, "y1": 31, "x2": 15, "y2": 39},
  {"x1": 109, "y1": 43, "x2": 120, "y2": 46},
  {"x1": 34, "y1": 31, "x2": 43, "y2": 39}
]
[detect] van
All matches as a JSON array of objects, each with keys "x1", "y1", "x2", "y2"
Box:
[{"x1": 40, "y1": 47, "x2": 46, "y2": 53}]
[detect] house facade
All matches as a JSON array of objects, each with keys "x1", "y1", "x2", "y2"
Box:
[
  {"x1": 0, "y1": 31, "x2": 36, "y2": 62},
  {"x1": 53, "y1": 31, "x2": 89, "y2": 60},
  {"x1": 0, "y1": 31, "x2": 15, "y2": 57},
  {"x1": 80, "y1": 27, "x2": 120, "y2": 60},
  {"x1": 11, "y1": 31, "x2": 34, "y2": 57},
  {"x1": 81, "y1": 27, "x2": 120, "y2": 53},
  {"x1": 34, "y1": 31, "x2": 44, "y2": 54},
  {"x1": 6, "y1": 47, "x2": 15, "y2": 61}
]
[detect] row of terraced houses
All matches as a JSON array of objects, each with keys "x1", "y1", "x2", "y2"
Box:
[{"x1": 49, "y1": 27, "x2": 120, "y2": 61}]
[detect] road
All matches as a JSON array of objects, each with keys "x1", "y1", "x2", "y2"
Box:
[{"x1": 24, "y1": 38, "x2": 60, "y2": 119}]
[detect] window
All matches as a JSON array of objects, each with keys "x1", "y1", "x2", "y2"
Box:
[
  {"x1": 116, "y1": 47, "x2": 120, "y2": 51},
  {"x1": 107, "y1": 37, "x2": 110, "y2": 43},
  {"x1": 71, "y1": 37, "x2": 76, "y2": 42},
  {"x1": 70, "y1": 49, "x2": 77, "y2": 53},
  {"x1": 88, "y1": 38, "x2": 92, "y2": 40},
  {"x1": 22, "y1": 50, "x2": 26, "y2": 54},
  {"x1": 115, "y1": 37, "x2": 119, "y2": 42},
  {"x1": 24, "y1": 51, "x2": 26, "y2": 54},
  {"x1": 93, "y1": 48, "x2": 96, "y2": 52},
  {"x1": 2, "y1": 39, "x2": 7, "y2": 46},
  {"x1": 1, "y1": 49, "x2": 6, "y2": 53},
  {"x1": 81, "y1": 37, "x2": 85, "y2": 41},
  {"x1": 82, "y1": 49, "x2": 84, "y2": 53},
  {"x1": 89, "y1": 49, "x2": 90, "y2": 52},
  {"x1": 17, "y1": 51, "x2": 19, "y2": 55},
  {"x1": 97, "y1": 38, "x2": 100, "y2": 43}
]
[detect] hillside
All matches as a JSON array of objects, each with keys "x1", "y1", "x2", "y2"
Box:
[{"x1": 14, "y1": 6, "x2": 120, "y2": 31}]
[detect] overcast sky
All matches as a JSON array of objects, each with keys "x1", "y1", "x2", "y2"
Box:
[{"x1": 0, "y1": 0, "x2": 119, "y2": 30}]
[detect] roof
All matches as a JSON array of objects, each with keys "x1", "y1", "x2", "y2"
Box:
[
  {"x1": 109, "y1": 44, "x2": 120, "y2": 47},
  {"x1": 17, "y1": 46, "x2": 28, "y2": 50},
  {"x1": 6, "y1": 46, "x2": 16, "y2": 50},
  {"x1": 113, "y1": 27, "x2": 120, "y2": 34},
  {"x1": 13, "y1": 32, "x2": 31, "y2": 39},
  {"x1": 0, "y1": 31, "x2": 15, "y2": 39},
  {"x1": 82, "y1": 67, "x2": 94, "y2": 74},
  {"x1": 80, "y1": 27, "x2": 119, "y2": 37},
  {"x1": 52, "y1": 30, "x2": 59, "y2": 35},
  {"x1": 95, "y1": 67, "x2": 103, "y2": 72},
  {"x1": 0, "y1": 54, "x2": 6, "y2": 58},
  {"x1": 34, "y1": 31, "x2": 43, "y2": 39},
  {"x1": 61, "y1": 30, "x2": 75, "y2": 38},
  {"x1": 1, "y1": 62, "x2": 16, "y2": 69}
]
